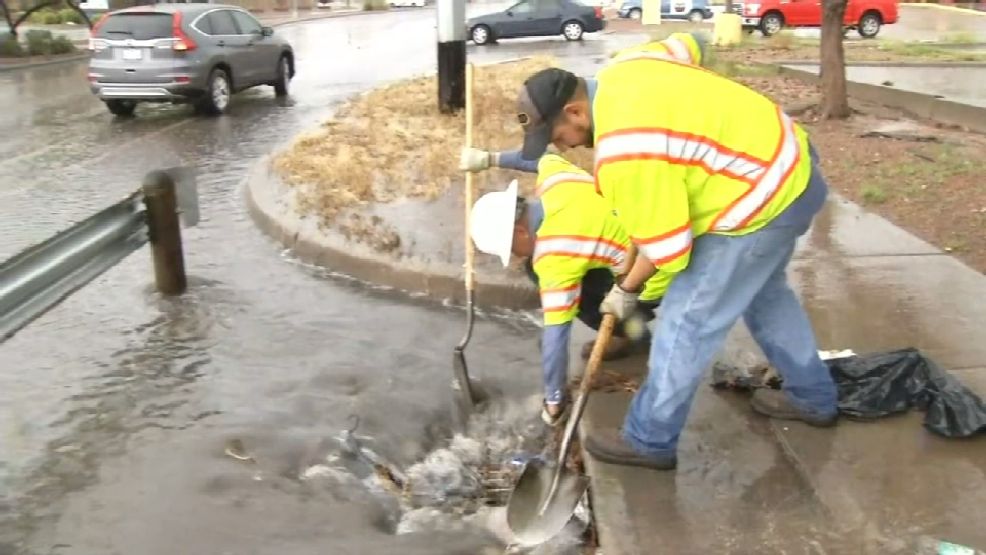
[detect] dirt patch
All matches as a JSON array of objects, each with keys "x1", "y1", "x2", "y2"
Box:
[{"x1": 273, "y1": 56, "x2": 593, "y2": 245}]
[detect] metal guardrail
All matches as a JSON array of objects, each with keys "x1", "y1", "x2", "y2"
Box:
[{"x1": 0, "y1": 169, "x2": 195, "y2": 343}]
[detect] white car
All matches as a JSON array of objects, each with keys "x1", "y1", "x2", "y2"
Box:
[{"x1": 388, "y1": 0, "x2": 426, "y2": 6}]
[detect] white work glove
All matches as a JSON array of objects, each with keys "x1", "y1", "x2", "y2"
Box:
[
  {"x1": 600, "y1": 283, "x2": 639, "y2": 322},
  {"x1": 460, "y1": 147, "x2": 492, "y2": 172}
]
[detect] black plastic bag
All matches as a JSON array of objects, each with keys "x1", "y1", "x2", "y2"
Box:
[
  {"x1": 711, "y1": 348, "x2": 986, "y2": 438},
  {"x1": 828, "y1": 348, "x2": 986, "y2": 438}
]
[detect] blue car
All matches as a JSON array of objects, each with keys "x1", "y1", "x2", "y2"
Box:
[{"x1": 617, "y1": 0, "x2": 714, "y2": 22}]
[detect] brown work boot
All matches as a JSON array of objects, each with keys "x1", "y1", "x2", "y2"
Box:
[
  {"x1": 584, "y1": 428, "x2": 677, "y2": 470},
  {"x1": 750, "y1": 389, "x2": 838, "y2": 427},
  {"x1": 580, "y1": 335, "x2": 633, "y2": 361}
]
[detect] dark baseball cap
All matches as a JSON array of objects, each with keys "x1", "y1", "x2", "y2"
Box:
[{"x1": 517, "y1": 68, "x2": 580, "y2": 160}]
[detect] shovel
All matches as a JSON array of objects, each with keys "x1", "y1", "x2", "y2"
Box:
[
  {"x1": 506, "y1": 248, "x2": 637, "y2": 546},
  {"x1": 451, "y1": 62, "x2": 488, "y2": 430}
]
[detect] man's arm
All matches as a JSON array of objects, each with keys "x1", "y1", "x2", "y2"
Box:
[
  {"x1": 541, "y1": 322, "x2": 572, "y2": 404},
  {"x1": 460, "y1": 147, "x2": 540, "y2": 174}
]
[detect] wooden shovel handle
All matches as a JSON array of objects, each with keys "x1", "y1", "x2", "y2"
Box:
[{"x1": 464, "y1": 63, "x2": 476, "y2": 293}]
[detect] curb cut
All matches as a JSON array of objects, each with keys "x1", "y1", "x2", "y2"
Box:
[{"x1": 244, "y1": 156, "x2": 540, "y2": 309}]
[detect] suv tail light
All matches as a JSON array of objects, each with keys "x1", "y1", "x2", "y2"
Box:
[
  {"x1": 88, "y1": 13, "x2": 108, "y2": 51},
  {"x1": 594, "y1": 6, "x2": 603, "y2": 18},
  {"x1": 172, "y1": 12, "x2": 197, "y2": 51}
]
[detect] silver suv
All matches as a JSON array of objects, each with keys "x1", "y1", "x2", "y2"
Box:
[{"x1": 88, "y1": 3, "x2": 295, "y2": 117}]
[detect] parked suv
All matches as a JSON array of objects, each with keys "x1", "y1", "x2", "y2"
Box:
[
  {"x1": 617, "y1": 0, "x2": 714, "y2": 23},
  {"x1": 88, "y1": 3, "x2": 295, "y2": 116}
]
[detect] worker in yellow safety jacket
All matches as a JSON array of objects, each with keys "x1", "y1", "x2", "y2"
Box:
[
  {"x1": 468, "y1": 153, "x2": 672, "y2": 426},
  {"x1": 497, "y1": 31, "x2": 839, "y2": 470}
]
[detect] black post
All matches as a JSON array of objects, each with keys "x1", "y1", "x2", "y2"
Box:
[
  {"x1": 437, "y1": 0, "x2": 466, "y2": 113},
  {"x1": 142, "y1": 171, "x2": 187, "y2": 295}
]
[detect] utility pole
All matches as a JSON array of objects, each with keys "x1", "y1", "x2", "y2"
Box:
[{"x1": 436, "y1": 0, "x2": 465, "y2": 113}]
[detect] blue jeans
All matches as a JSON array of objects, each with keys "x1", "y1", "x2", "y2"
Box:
[{"x1": 622, "y1": 215, "x2": 839, "y2": 458}]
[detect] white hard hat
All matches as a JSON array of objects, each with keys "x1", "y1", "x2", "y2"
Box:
[{"x1": 470, "y1": 179, "x2": 519, "y2": 267}]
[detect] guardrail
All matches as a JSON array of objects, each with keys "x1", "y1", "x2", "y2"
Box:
[{"x1": 0, "y1": 169, "x2": 197, "y2": 343}]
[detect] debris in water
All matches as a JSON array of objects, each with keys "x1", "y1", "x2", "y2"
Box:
[{"x1": 224, "y1": 438, "x2": 255, "y2": 462}]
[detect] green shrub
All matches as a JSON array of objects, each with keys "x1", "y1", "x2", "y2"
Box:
[
  {"x1": 0, "y1": 34, "x2": 25, "y2": 57},
  {"x1": 58, "y1": 8, "x2": 85, "y2": 24},
  {"x1": 50, "y1": 34, "x2": 75, "y2": 54},
  {"x1": 362, "y1": 0, "x2": 388, "y2": 11},
  {"x1": 25, "y1": 29, "x2": 54, "y2": 56},
  {"x1": 42, "y1": 10, "x2": 62, "y2": 24},
  {"x1": 27, "y1": 8, "x2": 55, "y2": 24}
]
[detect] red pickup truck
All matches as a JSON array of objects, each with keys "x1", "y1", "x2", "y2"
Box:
[{"x1": 739, "y1": 0, "x2": 899, "y2": 38}]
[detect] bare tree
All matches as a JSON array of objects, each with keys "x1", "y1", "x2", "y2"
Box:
[
  {"x1": 1, "y1": 0, "x2": 60, "y2": 37},
  {"x1": 819, "y1": 0, "x2": 851, "y2": 119},
  {"x1": 65, "y1": 0, "x2": 93, "y2": 28}
]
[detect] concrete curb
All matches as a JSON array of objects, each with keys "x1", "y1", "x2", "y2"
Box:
[
  {"x1": 776, "y1": 65, "x2": 986, "y2": 134},
  {"x1": 775, "y1": 60, "x2": 986, "y2": 68},
  {"x1": 0, "y1": 9, "x2": 367, "y2": 74},
  {"x1": 903, "y1": 2, "x2": 986, "y2": 16},
  {"x1": 244, "y1": 156, "x2": 539, "y2": 309},
  {"x1": 0, "y1": 52, "x2": 89, "y2": 73}
]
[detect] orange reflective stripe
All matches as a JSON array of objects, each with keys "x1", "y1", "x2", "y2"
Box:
[
  {"x1": 541, "y1": 284, "x2": 581, "y2": 313},
  {"x1": 535, "y1": 172, "x2": 596, "y2": 197},
  {"x1": 710, "y1": 108, "x2": 802, "y2": 231},
  {"x1": 534, "y1": 234, "x2": 628, "y2": 267},
  {"x1": 663, "y1": 37, "x2": 693, "y2": 64},
  {"x1": 636, "y1": 224, "x2": 693, "y2": 266},
  {"x1": 595, "y1": 127, "x2": 768, "y2": 184}
]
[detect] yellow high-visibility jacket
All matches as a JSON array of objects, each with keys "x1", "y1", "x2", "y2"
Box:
[
  {"x1": 610, "y1": 32, "x2": 705, "y2": 67},
  {"x1": 593, "y1": 34, "x2": 812, "y2": 273},
  {"x1": 533, "y1": 155, "x2": 671, "y2": 326}
]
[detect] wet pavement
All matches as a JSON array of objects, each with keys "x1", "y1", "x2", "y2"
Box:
[
  {"x1": 0, "y1": 10, "x2": 647, "y2": 555},
  {"x1": 579, "y1": 196, "x2": 986, "y2": 553}
]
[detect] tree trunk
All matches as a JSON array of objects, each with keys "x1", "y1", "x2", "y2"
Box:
[
  {"x1": 66, "y1": 0, "x2": 93, "y2": 28},
  {"x1": 1, "y1": 1, "x2": 16, "y2": 35},
  {"x1": 819, "y1": 0, "x2": 850, "y2": 119},
  {"x1": 11, "y1": 0, "x2": 58, "y2": 36}
]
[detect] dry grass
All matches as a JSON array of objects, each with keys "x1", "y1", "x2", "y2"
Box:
[{"x1": 273, "y1": 57, "x2": 597, "y2": 231}]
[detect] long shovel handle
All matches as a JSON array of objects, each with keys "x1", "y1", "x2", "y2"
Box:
[
  {"x1": 541, "y1": 245, "x2": 638, "y2": 514},
  {"x1": 464, "y1": 62, "x2": 476, "y2": 295}
]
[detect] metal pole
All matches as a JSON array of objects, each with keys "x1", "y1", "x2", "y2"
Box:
[
  {"x1": 436, "y1": 0, "x2": 466, "y2": 113},
  {"x1": 142, "y1": 171, "x2": 187, "y2": 296}
]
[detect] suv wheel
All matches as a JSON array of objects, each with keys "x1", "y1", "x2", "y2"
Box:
[
  {"x1": 687, "y1": 9, "x2": 704, "y2": 22},
  {"x1": 197, "y1": 68, "x2": 231, "y2": 115},
  {"x1": 274, "y1": 56, "x2": 291, "y2": 97},
  {"x1": 858, "y1": 12, "x2": 881, "y2": 38},
  {"x1": 105, "y1": 99, "x2": 136, "y2": 117},
  {"x1": 760, "y1": 11, "x2": 784, "y2": 36},
  {"x1": 562, "y1": 20, "x2": 584, "y2": 41},
  {"x1": 628, "y1": 7, "x2": 641, "y2": 19}
]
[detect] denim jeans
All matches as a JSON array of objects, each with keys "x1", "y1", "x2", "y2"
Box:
[{"x1": 622, "y1": 217, "x2": 839, "y2": 458}]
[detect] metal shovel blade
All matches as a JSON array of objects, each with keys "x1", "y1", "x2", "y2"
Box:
[{"x1": 506, "y1": 458, "x2": 590, "y2": 547}]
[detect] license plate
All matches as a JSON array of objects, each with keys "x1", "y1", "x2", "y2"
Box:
[{"x1": 121, "y1": 48, "x2": 142, "y2": 61}]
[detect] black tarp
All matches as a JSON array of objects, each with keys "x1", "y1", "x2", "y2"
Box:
[{"x1": 711, "y1": 348, "x2": 986, "y2": 438}]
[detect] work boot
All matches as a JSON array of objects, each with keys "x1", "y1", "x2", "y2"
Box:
[
  {"x1": 750, "y1": 389, "x2": 838, "y2": 427},
  {"x1": 580, "y1": 336, "x2": 633, "y2": 361},
  {"x1": 584, "y1": 428, "x2": 677, "y2": 470}
]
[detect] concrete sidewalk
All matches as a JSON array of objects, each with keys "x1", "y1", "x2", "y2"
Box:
[{"x1": 575, "y1": 196, "x2": 986, "y2": 554}]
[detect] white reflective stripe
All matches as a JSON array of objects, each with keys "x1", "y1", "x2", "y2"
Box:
[
  {"x1": 663, "y1": 38, "x2": 693, "y2": 63},
  {"x1": 535, "y1": 172, "x2": 595, "y2": 197},
  {"x1": 638, "y1": 227, "x2": 693, "y2": 264},
  {"x1": 535, "y1": 237, "x2": 627, "y2": 266},
  {"x1": 595, "y1": 132, "x2": 766, "y2": 182},
  {"x1": 541, "y1": 286, "x2": 580, "y2": 311},
  {"x1": 712, "y1": 111, "x2": 801, "y2": 231}
]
